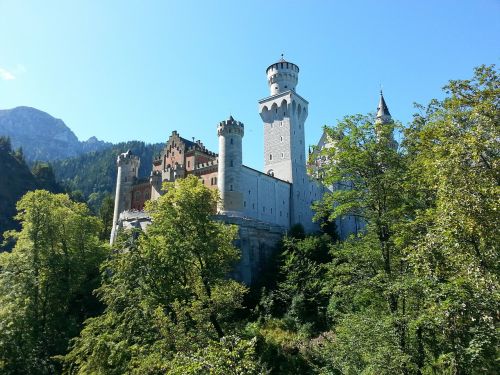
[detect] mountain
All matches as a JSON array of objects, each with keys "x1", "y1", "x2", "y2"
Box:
[
  {"x1": 0, "y1": 106, "x2": 111, "y2": 161},
  {"x1": 52, "y1": 141, "x2": 163, "y2": 211}
]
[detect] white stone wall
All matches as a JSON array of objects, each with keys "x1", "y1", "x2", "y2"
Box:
[{"x1": 239, "y1": 166, "x2": 291, "y2": 228}]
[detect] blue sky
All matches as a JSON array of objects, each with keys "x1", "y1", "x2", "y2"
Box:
[{"x1": 1, "y1": 0, "x2": 499, "y2": 169}]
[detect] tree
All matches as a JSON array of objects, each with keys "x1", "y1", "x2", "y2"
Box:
[
  {"x1": 0, "y1": 190, "x2": 107, "y2": 374},
  {"x1": 97, "y1": 194, "x2": 114, "y2": 241},
  {"x1": 311, "y1": 65, "x2": 499, "y2": 374},
  {"x1": 32, "y1": 162, "x2": 62, "y2": 192},
  {"x1": 398, "y1": 64, "x2": 499, "y2": 373},
  {"x1": 62, "y1": 175, "x2": 256, "y2": 374},
  {"x1": 312, "y1": 113, "x2": 414, "y2": 372}
]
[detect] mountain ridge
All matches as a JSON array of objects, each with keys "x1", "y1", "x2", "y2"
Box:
[{"x1": 0, "y1": 106, "x2": 112, "y2": 161}]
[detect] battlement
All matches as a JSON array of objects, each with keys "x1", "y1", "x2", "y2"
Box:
[
  {"x1": 117, "y1": 150, "x2": 140, "y2": 165},
  {"x1": 266, "y1": 57, "x2": 299, "y2": 95},
  {"x1": 217, "y1": 115, "x2": 244, "y2": 137},
  {"x1": 195, "y1": 159, "x2": 218, "y2": 170}
]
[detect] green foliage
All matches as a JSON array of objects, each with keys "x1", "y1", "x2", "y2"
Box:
[
  {"x1": 62, "y1": 176, "x2": 255, "y2": 373},
  {"x1": 396, "y1": 64, "x2": 499, "y2": 373},
  {"x1": 0, "y1": 65, "x2": 497, "y2": 374},
  {"x1": 0, "y1": 146, "x2": 56, "y2": 249},
  {"x1": 253, "y1": 66, "x2": 499, "y2": 374},
  {"x1": 0, "y1": 190, "x2": 108, "y2": 374},
  {"x1": 32, "y1": 162, "x2": 62, "y2": 193},
  {"x1": 166, "y1": 335, "x2": 266, "y2": 374},
  {"x1": 97, "y1": 194, "x2": 114, "y2": 241}
]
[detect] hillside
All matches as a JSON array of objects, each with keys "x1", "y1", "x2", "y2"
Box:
[
  {"x1": 0, "y1": 137, "x2": 61, "y2": 248},
  {"x1": 0, "y1": 106, "x2": 111, "y2": 161},
  {"x1": 52, "y1": 141, "x2": 163, "y2": 210}
]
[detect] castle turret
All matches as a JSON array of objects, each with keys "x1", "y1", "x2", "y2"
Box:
[
  {"x1": 217, "y1": 115, "x2": 244, "y2": 214},
  {"x1": 110, "y1": 150, "x2": 140, "y2": 244},
  {"x1": 259, "y1": 56, "x2": 309, "y2": 226},
  {"x1": 376, "y1": 90, "x2": 392, "y2": 125},
  {"x1": 266, "y1": 55, "x2": 299, "y2": 95},
  {"x1": 375, "y1": 90, "x2": 398, "y2": 149}
]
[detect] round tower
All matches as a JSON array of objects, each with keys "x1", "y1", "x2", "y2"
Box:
[
  {"x1": 266, "y1": 55, "x2": 300, "y2": 95},
  {"x1": 217, "y1": 115, "x2": 244, "y2": 214},
  {"x1": 110, "y1": 150, "x2": 140, "y2": 244}
]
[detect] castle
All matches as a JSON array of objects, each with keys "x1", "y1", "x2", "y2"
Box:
[{"x1": 110, "y1": 57, "x2": 393, "y2": 283}]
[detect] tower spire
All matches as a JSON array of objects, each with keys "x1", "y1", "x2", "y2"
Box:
[{"x1": 376, "y1": 90, "x2": 392, "y2": 124}]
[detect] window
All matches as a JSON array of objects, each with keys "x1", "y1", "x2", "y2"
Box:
[
  {"x1": 269, "y1": 154, "x2": 273, "y2": 161},
  {"x1": 230, "y1": 138, "x2": 233, "y2": 145},
  {"x1": 244, "y1": 201, "x2": 246, "y2": 207},
  {"x1": 230, "y1": 160, "x2": 234, "y2": 167},
  {"x1": 230, "y1": 184, "x2": 233, "y2": 191},
  {"x1": 281, "y1": 152, "x2": 284, "y2": 158},
  {"x1": 280, "y1": 136, "x2": 283, "y2": 142},
  {"x1": 187, "y1": 160, "x2": 190, "y2": 167}
]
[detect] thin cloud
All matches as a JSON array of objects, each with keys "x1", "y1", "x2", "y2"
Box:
[{"x1": 0, "y1": 67, "x2": 16, "y2": 80}]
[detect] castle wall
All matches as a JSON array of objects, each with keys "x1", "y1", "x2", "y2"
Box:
[
  {"x1": 239, "y1": 166, "x2": 291, "y2": 228},
  {"x1": 215, "y1": 215, "x2": 286, "y2": 285},
  {"x1": 130, "y1": 181, "x2": 151, "y2": 210}
]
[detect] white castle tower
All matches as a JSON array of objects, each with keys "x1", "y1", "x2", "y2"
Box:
[
  {"x1": 217, "y1": 115, "x2": 245, "y2": 214},
  {"x1": 110, "y1": 150, "x2": 140, "y2": 244},
  {"x1": 259, "y1": 56, "x2": 310, "y2": 226}
]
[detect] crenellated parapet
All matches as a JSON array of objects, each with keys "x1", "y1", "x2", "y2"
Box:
[
  {"x1": 217, "y1": 116, "x2": 244, "y2": 137},
  {"x1": 266, "y1": 56, "x2": 300, "y2": 95}
]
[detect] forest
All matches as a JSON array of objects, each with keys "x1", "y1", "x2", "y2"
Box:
[{"x1": 0, "y1": 66, "x2": 498, "y2": 374}]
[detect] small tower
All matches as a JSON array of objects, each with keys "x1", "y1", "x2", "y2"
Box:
[
  {"x1": 375, "y1": 91, "x2": 398, "y2": 149},
  {"x1": 110, "y1": 150, "x2": 140, "y2": 244},
  {"x1": 259, "y1": 56, "x2": 309, "y2": 226},
  {"x1": 217, "y1": 115, "x2": 244, "y2": 214},
  {"x1": 376, "y1": 90, "x2": 392, "y2": 125}
]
